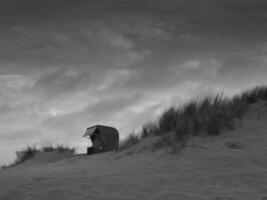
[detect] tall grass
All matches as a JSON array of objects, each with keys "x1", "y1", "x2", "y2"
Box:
[
  {"x1": 129, "y1": 86, "x2": 267, "y2": 150},
  {"x1": 1, "y1": 145, "x2": 75, "y2": 169},
  {"x1": 53, "y1": 145, "x2": 75, "y2": 153},
  {"x1": 119, "y1": 133, "x2": 140, "y2": 151},
  {"x1": 42, "y1": 145, "x2": 75, "y2": 154},
  {"x1": 1, "y1": 146, "x2": 38, "y2": 169}
]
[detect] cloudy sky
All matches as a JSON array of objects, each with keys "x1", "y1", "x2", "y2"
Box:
[{"x1": 0, "y1": 0, "x2": 267, "y2": 165}]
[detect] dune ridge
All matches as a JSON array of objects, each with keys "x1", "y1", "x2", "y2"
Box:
[{"x1": 0, "y1": 87, "x2": 267, "y2": 200}]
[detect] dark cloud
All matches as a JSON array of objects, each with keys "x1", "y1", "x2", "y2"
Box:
[{"x1": 224, "y1": 0, "x2": 267, "y2": 15}]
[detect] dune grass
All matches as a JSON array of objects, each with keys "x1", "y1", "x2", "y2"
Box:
[
  {"x1": 18, "y1": 146, "x2": 38, "y2": 164},
  {"x1": 1, "y1": 146, "x2": 38, "y2": 169},
  {"x1": 120, "y1": 86, "x2": 267, "y2": 151},
  {"x1": 1, "y1": 145, "x2": 75, "y2": 169},
  {"x1": 42, "y1": 145, "x2": 75, "y2": 154},
  {"x1": 119, "y1": 133, "x2": 140, "y2": 151}
]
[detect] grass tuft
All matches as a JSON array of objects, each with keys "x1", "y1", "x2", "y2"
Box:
[
  {"x1": 136, "y1": 86, "x2": 267, "y2": 151},
  {"x1": 16, "y1": 146, "x2": 38, "y2": 165},
  {"x1": 55, "y1": 145, "x2": 75, "y2": 153},
  {"x1": 1, "y1": 144, "x2": 75, "y2": 169},
  {"x1": 119, "y1": 133, "x2": 140, "y2": 151},
  {"x1": 42, "y1": 145, "x2": 75, "y2": 153}
]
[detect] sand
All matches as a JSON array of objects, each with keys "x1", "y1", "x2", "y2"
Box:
[{"x1": 0, "y1": 103, "x2": 267, "y2": 200}]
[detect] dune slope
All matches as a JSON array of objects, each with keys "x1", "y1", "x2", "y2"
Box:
[{"x1": 0, "y1": 103, "x2": 267, "y2": 200}]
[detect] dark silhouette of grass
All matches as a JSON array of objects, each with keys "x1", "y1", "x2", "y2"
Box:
[
  {"x1": 1, "y1": 145, "x2": 75, "y2": 169},
  {"x1": 120, "y1": 86, "x2": 267, "y2": 151},
  {"x1": 42, "y1": 145, "x2": 54, "y2": 152},
  {"x1": 119, "y1": 133, "x2": 140, "y2": 151},
  {"x1": 1, "y1": 146, "x2": 38, "y2": 168},
  {"x1": 19, "y1": 146, "x2": 38, "y2": 163},
  {"x1": 54, "y1": 145, "x2": 75, "y2": 154},
  {"x1": 42, "y1": 145, "x2": 75, "y2": 154}
]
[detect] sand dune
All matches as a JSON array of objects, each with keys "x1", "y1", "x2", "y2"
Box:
[{"x1": 0, "y1": 103, "x2": 267, "y2": 200}]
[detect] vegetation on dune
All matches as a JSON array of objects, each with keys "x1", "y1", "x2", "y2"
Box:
[
  {"x1": 120, "y1": 86, "x2": 267, "y2": 151},
  {"x1": 16, "y1": 146, "x2": 38, "y2": 165},
  {"x1": 1, "y1": 145, "x2": 75, "y2": 169},
  {"x1": 42, "y1": 145, "x2": 75, "y2": 154},
  {"x1": 2, "y1": 86, "x2": 267, "y2": 168},
  {"x1": 1, "y1": 146, "x2": 38, "y2": 169},
  {"x1": 119, "y1": 133, "x2": 140, "y2": 151}
]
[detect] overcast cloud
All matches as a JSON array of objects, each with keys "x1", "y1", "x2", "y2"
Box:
[{"x1": 0, "y1": 0, "x2": 267, "y2": 165}]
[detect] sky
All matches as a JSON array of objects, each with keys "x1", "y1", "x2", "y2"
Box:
[{"x1": 0, "y1": 0, "x2": 267, "y2": 165}]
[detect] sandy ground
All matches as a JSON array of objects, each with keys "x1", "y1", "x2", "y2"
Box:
[{"x1": 0, "y1": 103, "x2": 267, "y2": 200}]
